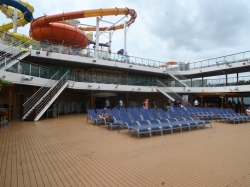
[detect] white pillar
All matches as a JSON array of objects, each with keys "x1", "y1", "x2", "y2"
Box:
[
  {"x1": 124, "y1": 21, "x2": 127, "y2": 56},
  {"x1": 13, "y1": 8, "x2": 18, "y2": 33},
  {"x1": 108, "y1": 31, "x2": 112, "y2": 59},
  {"x1": 95, "y1": 17, "x2": 100, "y2": 58}
]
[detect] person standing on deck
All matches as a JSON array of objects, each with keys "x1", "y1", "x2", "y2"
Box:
[
  {"x1": 105, "y1": 98, "x2": 110, "y2": 109},
  {"x1": 144, "y1": 99, "x2": 149, "y2": 109},
  {"x1": 246, "y1": 106, "x2": 250, "y2": 115},
  {"x1": 194, "y1": 99, "x2": 199, "y2": 107},
  {"x1": 119, "y1": 99, "x2": 123, "y2": 109},
  {"x1": 151, "y1": 99, "x2": 156, "y2": 108}
]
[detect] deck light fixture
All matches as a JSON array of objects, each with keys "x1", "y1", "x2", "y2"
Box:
[
  {"x1": 22, "y1": 76, "x2": 33, "y2": 81},
  {"x1": 0, "y1": 75, "x2": 6, "y2": 80}
]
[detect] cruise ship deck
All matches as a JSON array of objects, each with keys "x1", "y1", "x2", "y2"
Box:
[{"x1": 1, "y1": 114, "x2": 250, "y2": 186}]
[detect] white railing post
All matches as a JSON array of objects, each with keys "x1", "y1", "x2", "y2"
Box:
[{"x1": 95, "y1": 17, "x2": 100, "y2": 59}]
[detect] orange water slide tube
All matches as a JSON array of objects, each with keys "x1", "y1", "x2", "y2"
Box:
[{"x1": 30, "y1": 8, "x2": 137, "y2": 48}]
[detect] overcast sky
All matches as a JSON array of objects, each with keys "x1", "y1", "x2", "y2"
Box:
[{"x1": 1, "y1": 0, "x2": 250, "y2": 63}]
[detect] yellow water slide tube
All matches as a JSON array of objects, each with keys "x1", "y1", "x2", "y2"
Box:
[{"x1": 0, "y1": 0, "x2": 39, "y2": 48}]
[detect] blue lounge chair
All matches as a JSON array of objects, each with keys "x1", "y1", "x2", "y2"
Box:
[
  {"x1": 168, "y1": 108, "x2": 203, "y2": 129},
  {"x1": 180, "y1": 107, "x2": 212, "y2": 128},
  {"x1": 119, "y1": 111, "x2": 152, "y2": 138},
  {"x1": 149, "y1": 108, "x2": 182, "y2": 133},
  {"x1": 210, "y1": 108, "x2": 241, "y2": 124},
  {"x1": 141, "y1": 109, "x2": 173, "y2": 134},
  {"x1": 87, "y1": 109, "x2": 103, "y2": 125},
  {"x1": 157, "y1": 108, "x2": 189, "y2": 132},
  {"x1": 127, "y1": 108, "x2": 163, "y2": 136}
]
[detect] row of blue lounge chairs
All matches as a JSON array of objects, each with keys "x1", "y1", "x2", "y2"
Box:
[
  {"x1": 87, "y1": 107, "x2": 212, "y2": 138},
  {"x1": 183, "y1": 107, "x2": 250, "y2": 124}
]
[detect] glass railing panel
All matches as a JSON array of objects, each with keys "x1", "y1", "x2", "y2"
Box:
[
  {"x1": 106, "y1": 76, "x2": 111, "y2": 84},
  {"x1": 225, "y1": 55, "x2": 234, "y2": 62},
  {"x1": 102, "y1": 76, "x2": 107, "y2": 83},
  {"x1": 212, "y1": 79, "x2": 220, "y2": 86},
  {"x1": 20, "y1": 62, "x2": 30, "y2": 75},
  {"x1": 202, "y1": 60, "x2": 209, "y2": 67},
  {"x1": 219, "y1": 78, "x2": 226, "y2": 86},
  {"x1": 193, "y1": 62, "x2": 200, "y2": 69},
  {"x1": 84, "y1": 74, "x2": 91, "y2": 82},
  {"x1": 216, "y1": 57, "x2": 225, "y2": 65},
  {"x1": 233, "y1": 53, "x2": 244, "y2": 62},
  {"x1": 40, "y1": 68, "x2": 50, "y2": 79},
  {"x1": 189, "y1": 62, "x2": 195, "y2": 70},
  {"x1": 208, "y1": 59, "x2": 216, "y2": 67},
  {"x1": 31, "y1": 64, "x2": 39, "y2": 77},
  {"x1": 243, "y1": 51, "x2": 250, "y2": 59},
  {"x1": 135, "y1": 58, "x2": 142, "y2": 65},
  {"x1": 228, "y1": 77, "x2": 236, "y2": 85},
  {"x1": 128, "y1": 56, "x2": 135, "y2": 64}
]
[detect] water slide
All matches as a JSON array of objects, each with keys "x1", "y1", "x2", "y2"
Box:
[
  {"x1": 0, "y1": 0, "x2": 37, "y2": 44},
  {"x1": 30, "y1": 8, "x2": 137, "y2": 49}
]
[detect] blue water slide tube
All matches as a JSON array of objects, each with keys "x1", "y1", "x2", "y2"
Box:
[{"x1": 0, "y1": 0, "x2": 33, "y2": 22}]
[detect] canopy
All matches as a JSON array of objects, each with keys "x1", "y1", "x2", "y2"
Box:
[{"x1": 166, "y1": 61, "x2": 178, "y2": 65}]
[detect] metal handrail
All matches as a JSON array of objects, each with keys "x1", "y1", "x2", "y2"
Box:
[
  {"x1": 166, "y1": 70, "x2": 190, "y2": 87},
  {"x1": 157, "y1": 80, "x2": 192, "y2": 106},
  {"x1": 34, "y1": 71, "x2": 69, "y2": 115},
  {"x1": 157, "y1": 80, "x2": 182, "y2": 100},
  {"x1": 2, "y1": 39, "x2": 32, "y2": 56}
]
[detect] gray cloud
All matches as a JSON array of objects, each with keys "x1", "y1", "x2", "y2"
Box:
[
  {"x1": 1, "y1": 0, "x2": 250, "y2": 63},
  {"x1": 149, "y1": 0, "x2": 250, "y2": 61}
]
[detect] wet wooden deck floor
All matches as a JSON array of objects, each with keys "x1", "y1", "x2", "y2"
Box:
[{"x1": 1, "y1": 114, "x2": 250, "y2": 186}]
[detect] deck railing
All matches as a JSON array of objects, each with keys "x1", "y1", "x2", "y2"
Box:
[{"x1": 2, "y1": 31, "x2": 250, "y2": 71}]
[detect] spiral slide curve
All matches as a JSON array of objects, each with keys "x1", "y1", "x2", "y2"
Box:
[
  {"x1": 0, "y1": 0, "x2": 35, "y2": 43},
  {"x1": 30, "y1": 8, "x2": 137, "y2": 49}
]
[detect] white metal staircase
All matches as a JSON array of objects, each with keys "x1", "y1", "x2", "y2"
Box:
[
  {"x1": 22, "y1": 71, "x2": 69, "y2": 121},
  {"x1": 0, "y1": 40, "x2": 32, "y2": 70},
  {"x1": 166, "y1": 70, "x2": 190, "y2": 87},
  {"x1": 157, "y1": 80, "x2": 191, "y2": 106}
]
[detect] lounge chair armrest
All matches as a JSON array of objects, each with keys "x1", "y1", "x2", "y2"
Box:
[
  {"x1": 133, "y1": 121, "x2": 140, "y2": 126},
  {"x1": 154, "y1": 119, "x2": 161, "y2": 123},
  {"x1": 169, "y1": 118, "x2": 178, "y2": 122},
  {"x1": 143, "y1": 120, "x2": 151, "y2": 125}
]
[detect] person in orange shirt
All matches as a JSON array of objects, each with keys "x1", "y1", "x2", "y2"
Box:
[{"x1": 144, "y1": 99, "x2": 149, "y2": 109}]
